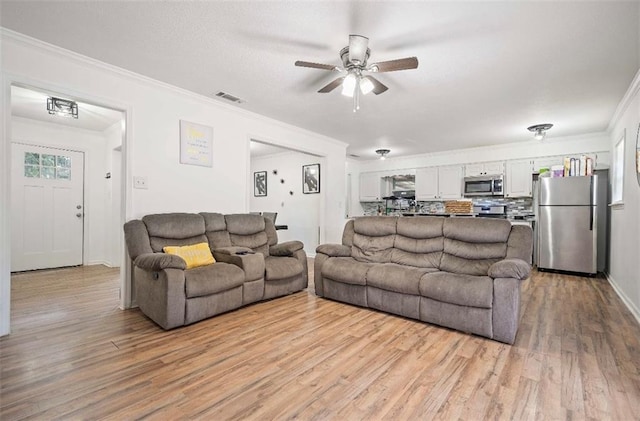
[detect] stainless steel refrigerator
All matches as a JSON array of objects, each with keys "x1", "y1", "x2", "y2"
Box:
[{"x1": 537, "y1": 170, "x2": 608, "y2": 274}]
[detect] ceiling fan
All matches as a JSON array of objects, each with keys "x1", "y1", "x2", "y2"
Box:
[{"x1": 295, "y1": 34, "x2": 418, "y2": 112}]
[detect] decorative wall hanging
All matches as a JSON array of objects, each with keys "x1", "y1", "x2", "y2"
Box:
[
  {"x1": 302, "y1": 163, "x2": 320, "y2": 194},
  {"x1": 180, "y1": 120, "x2": 213, "y2": 167},
  {"x1": 254, "y1": 171, "x2": 267, "y2": 197}
]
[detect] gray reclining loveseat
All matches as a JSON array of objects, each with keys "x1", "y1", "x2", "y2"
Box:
[
  {"x1": 124, "y1": 212, "x2": 307, "y2": 329},
  {"x1": 314, "y1": 216, "x2": 532, "y2": 344}
]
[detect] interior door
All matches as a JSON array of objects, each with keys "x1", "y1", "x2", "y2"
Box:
[{"x1": 11, "y1": 143, "x2": 85, "y2": 272}]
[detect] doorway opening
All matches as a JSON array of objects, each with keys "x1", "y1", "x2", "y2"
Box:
[
  {"x1": 249, "y1": 139, "x2": 325, "y2": 255},
  {"x1": 9, "y1": 85, "x2": 126, "y2": 277}
]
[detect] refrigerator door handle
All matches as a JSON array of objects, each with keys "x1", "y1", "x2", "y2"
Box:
[{"x1": 589, "y1": 176, "x2": 594, "y2": 231}]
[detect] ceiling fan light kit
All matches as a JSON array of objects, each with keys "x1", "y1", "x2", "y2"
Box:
[
  {"x1": 527, "y1": 123, "x2": 553, "y2": 140},
  {"x1": 295, "y1": 34, "x2": 418, "y2": 112}
]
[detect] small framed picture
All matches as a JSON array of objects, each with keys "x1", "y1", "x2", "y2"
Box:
[
  {"x1": 254, "y1": 171, "x2": 267, "y2": 197},
  {"x1": 302, "y1": 163, "x2": 320, "y2": 194}
]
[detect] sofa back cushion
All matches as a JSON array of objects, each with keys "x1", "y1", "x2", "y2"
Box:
[
  {"x1": 225, "y1": 214, "x2": 269, "y2": 256},
  {"x1": 392, "y1": 217, "x2": 444, "y2": 268},
  {"x1": 201, "y1": 212, "x2": 232, "y2": 248},
  {"x1": 440, "y1": 218, "x2": 511, "y2": 275},
  {"x1": 142, "y1": 213, "x2": 208, "y2": 252},
  {"x1": 351, "y1": 216, "x2": 397, "y2": 263}
]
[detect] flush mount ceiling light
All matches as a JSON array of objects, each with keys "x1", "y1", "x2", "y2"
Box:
[
  {"x1": 527, "y1": 123, "x2": 553, "y2": 140},
  {"x1": 47, "y1": 97, "x2": 78, "y2": 119},
  {"x1": 375, "y1": 148, "x2": 390, "y2": 160}
]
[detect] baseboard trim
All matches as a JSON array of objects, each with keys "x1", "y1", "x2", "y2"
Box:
[
  {"x1": 606, "y1": 272, "x2": 640, "y2": 326},
  {"x1": 86, "y1": 260, "x2": 117, "y2": 268}
]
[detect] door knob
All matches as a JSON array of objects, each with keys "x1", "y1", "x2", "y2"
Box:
[{"x1": 76, "y1": 213, "x2": 83, "y2": 218}]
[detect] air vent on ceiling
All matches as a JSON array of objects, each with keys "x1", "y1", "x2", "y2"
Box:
[{"x1": 214, "y1": 91, "x2": 245, "y2": 104}]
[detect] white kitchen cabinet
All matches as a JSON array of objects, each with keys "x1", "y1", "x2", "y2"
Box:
[
  {"x1": 464, "y1": 161, "x2": 505, "y2": 177},
  {"x1": 505, "y1": 159, "x2": 533, "y2": 197},
  {"x1": 415, "y1": 167, "x2": 439, "y2": 200},
  {"x1": 416, "y1": 165, "x2": 463, "y2": 200},
  {"x1": 359, "y1": 172, "x2": 383, "y2": 201},
  {"x1": 439, "y1": 165, "x2": 464, "y2": 199}
]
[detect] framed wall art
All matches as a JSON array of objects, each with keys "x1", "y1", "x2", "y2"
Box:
[
  {"x1": 180, "y1": 120, "x2": 213, "y2": 167},
  {"x1": 302, "y1": 163, "x2": 320, "y2": 194},
  {"x1": 254, "y1": 171, "x2": 267, "y2": 197}
]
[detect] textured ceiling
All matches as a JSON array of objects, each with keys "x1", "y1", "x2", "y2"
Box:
[{"x1": 1, "y1": 1, "x2": 638, "y2": 159}]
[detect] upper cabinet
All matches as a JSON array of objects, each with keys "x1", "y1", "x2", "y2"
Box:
[
  {"x1": 359, "y1": 172, "x2": 383, "y2": 201},
  {"x1": 505, "y1": 159, "x2": 533, "y2": 197},
  {"x1": 416, "y1": 165, "x2": 463, "y2": 200},
  {"x1": 415, "y1": 167, "x2": 439, "y2": 200},
  {"x1": 464, "y1": 161, "x2": 505, "y2": 177}
]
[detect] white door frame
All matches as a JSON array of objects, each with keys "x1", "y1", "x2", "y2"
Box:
[{"x1": 0, "y1": 74, "x2": 134, "y2": 336}]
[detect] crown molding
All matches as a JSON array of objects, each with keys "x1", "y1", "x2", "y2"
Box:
[
  {"x1": 608, "y1": 67, "x2": 640, "y2": 133},
  {"x1": 0, "y1": 27, "x2": 348, "y2": 150}
]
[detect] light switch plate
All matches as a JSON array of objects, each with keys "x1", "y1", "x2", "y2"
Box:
[{"x1": 133, "y1": 176, "x2": 148, "y2": 189}]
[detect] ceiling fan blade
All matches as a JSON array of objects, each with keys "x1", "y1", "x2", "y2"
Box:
[
  {"x1": 348, "y1": 34, "x2": 369, "y2": 65},
  {"x1": 370, "y1": 57, "x2": 419, "y2": 72},
  {"x1": 318, "y1": 77, "x2": 346, "y2": 93},
  {"x1": 362, "y1": 76, "x2": 388, "y2": 95},
  {"x1": 295, "y1": 61, "x2": 337, "y2": 71}
]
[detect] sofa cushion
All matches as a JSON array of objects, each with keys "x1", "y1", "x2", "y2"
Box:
[
  {"x1": 367, "y1": 263, "x2": 436, "y2": 295},
  {"x1": 184, "y1": 262, "x2": 245, "y2": 298},
  {"x1": 264, "y1": 256, "x2": 303, "y2": 281},
  {"x1": 352, "y1": 233, "x2": 395, "y2": 263},
  {"x1": 440, "y1": 218, "x2": 510, "y2": 276},
  {"x1": 143, "y1": 213, "x2": 208, "y2": 252},
  {"x1": 321, "y1": 257, "x2": 374, "y2": 286},
  {"x1": 225, "y1": 214, "x2": 266, "y2": 235},
  {"x1": 201, "y1": 212, "x2": 232, "y2": 249},
  {"x1": 419, "y1": 271, "x2": 494, "y2": 309}
]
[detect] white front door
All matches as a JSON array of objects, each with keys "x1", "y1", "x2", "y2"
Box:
[{"x1": 11, "y1": 143, "x2": 85, "y2": 272}]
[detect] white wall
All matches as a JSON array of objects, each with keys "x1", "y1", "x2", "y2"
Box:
[
  {"x1": 11, "y1": 117, "x2": 112, "y2": 266},
  {"x1": 607, "y1": 70, "x2": 640, "y2": 323},
  {"x1": 250, "y1": 151, "x2": 323, "y2": 255},
  {"x1": 0, "y1": 29, "x2": 347, "y2": 336},
  {"x1": 104, "y1": 121, "x2": 124, "y2": 267}
]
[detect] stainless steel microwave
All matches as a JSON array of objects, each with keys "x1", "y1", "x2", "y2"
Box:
[{"x1": 463, "y1": 175, "x2": 504, "y2": 197}]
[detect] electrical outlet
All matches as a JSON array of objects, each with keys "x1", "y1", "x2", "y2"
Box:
[{"x1": 133, "y1": 176, "x2": 148, "y2": 189}]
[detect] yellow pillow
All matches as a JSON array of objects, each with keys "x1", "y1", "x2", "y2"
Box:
[{"x1": 163, "y1": 242, "x2": 215, "y2": 269}]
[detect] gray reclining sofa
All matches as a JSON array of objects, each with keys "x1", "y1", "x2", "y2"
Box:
[
  {"x1": 314, "y1": 216, "x2": 532, "y2": 344},
  {"x1": 124, "y1": 212, "x2": 307, "y2": 329}
]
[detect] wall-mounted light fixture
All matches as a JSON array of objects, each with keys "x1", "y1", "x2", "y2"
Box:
[
  {"x1": 47, "y1": 97, "x2": 78, "y2": 119},
  {"x1": 375, "y1": 148, "x2": 390, "y2": 160},
  {"x1": 527, "y1": 123, "x2": 553, "y2": 140}
]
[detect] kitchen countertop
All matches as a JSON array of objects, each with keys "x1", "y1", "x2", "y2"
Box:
[{"x1": 399, "y1": 212, "x2": 536, "y2": 221}]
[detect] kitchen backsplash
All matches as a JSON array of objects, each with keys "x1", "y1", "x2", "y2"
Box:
[{"x1": 360, "y1": 197, "x2": 534, "y2": 217}]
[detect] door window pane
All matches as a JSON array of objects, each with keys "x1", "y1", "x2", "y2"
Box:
[
  {"x1": 24, "y1": 152, "x2": 39, "y2": 165},
  {"x1": 56, "y1": 168, "x2": 71, "y2": 180},
  {"x1": 42, "y1": 167, "x2": 56, "y2": 179},
  {"x1": 24, "y1": 165, "x2": 40, "y2": 178},
  {"x1": 42, "y1": 154, "x2": 56, "y2": 166},
  {"x1": 56, "y1": 155, "x2": 71, "y2": 168}
]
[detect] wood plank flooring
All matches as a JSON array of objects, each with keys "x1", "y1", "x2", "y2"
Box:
[{"x1": 1, "y1": 263, "x2": 639, "y2": 420}]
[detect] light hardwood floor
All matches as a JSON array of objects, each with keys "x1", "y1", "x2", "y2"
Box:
[{"x1": 1, "y1": 262, "x2": 639, "y2": 420}]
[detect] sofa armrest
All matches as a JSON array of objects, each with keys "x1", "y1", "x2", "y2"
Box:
[
  {"x1": 488, "y1": 258, "x2": 530, "y2": 280},
  {"x1": 213, "y1": 249, "x2": 265, "y2": 282},
  {"x1": 134, "y1": 252, "x2": 187, "y2": 271},
  {"x1": 316, "y1": 243, "x2": 351, "y2": 257},
  {"x1": 270, "y1": 241, "x2": 304, "y2": 256}
]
